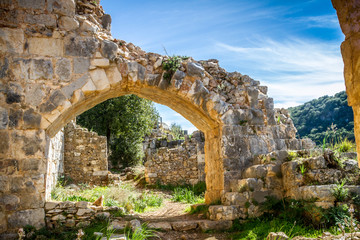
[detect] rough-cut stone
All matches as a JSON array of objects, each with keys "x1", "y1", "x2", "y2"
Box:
[
  {"x1": 56, "y1": 58, "x2": 72, "y2": 81},
  {"x1": 59, "y1": 16, "x2": 79, "y2": 31},
  {"x1": 147, "y1": 222, "x2": 172, "y2": 231},
  {"x1": 198, "y1": 220, "x2": 232, "y2": 231},
  {"x1": 267, "y1": 232, "x2": 289, "y2": 240},
  {"x1": 7, "y1": 208, "x2": 45, "y2": 229},
  {"x1": 49, "y1": 0, "x2": 76, "y2": 16},
  {"x1": 28, "y1": 38, "x2": 64, "y2": 57},
  {"x1": 17, "y1": 0, "x2": 45, "y2": 10},
  {"x1": 63, "y1": 122, "x2": 108, "y2": 185},
  {"x1": 0, "y1": 28, "x2": 24, "y2": 54},
  {"x1": 111, "y1": 220, "x2": 128, "y2": 230},
  {"x1": 171, "y1": 221, "x2": 198, "y2": 231},
  {"x1": 65, "y1": 36, "x2": 98, "y2": 57},
  {"x1": 100, "y1": 40, "x2": 118, "y2": 61}
]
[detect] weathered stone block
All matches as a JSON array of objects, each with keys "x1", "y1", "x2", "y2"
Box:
[
  {"x1": 0, "y1": 131, "x2": 9, "y2": 155},
  {"x1": 58, "y1": 16, "x2": 79, "y2": 31},
  {"x1": 48, "y1": 0, "x2": 75, "y2": 16},
  {"x1": 24, "y1": 14, "x2": 57, "y2": 28},
  {"x1": 23, "y1": 109, "x2": 41, "y2": 129},
  {"x1": 198, "y1": 220, "x2": 232, "y2": 231},
  {"x1": 0, "y1": 211, "x2": 6, "y2": 233},
  {"x1": 101, "y1": 14, "x2": 111, "y2": 30},
  {"x1": 0, "y1": 194, "x2": 20, "y2": 211},
  {"x1": 0, "y1": 28, "x2": 24, "y2": 53},
  {"x1": 65, "y1": 36, "x2": 98, "y2": 57},
  {"x1": 8, "y1": 208, "x2": 45, "y2": 229},
  {"x1": 56, "y1": 58, "x2": 71, "y2": 81},
  {"x1": 73, "y1": 57, "x2": 90, "y2": 74},
  {"x1": 28, "y1": 38, "x2": 63, "y2": 57},
  {"x1": 171, "y1": 221, "x2": 198, "y2": 231},
  {"x1": 100, "y1": 40, "x2": 118, "y2": 61},
  {"x1": 0, "y1": 159, "x2": 18, "y2": 175},
  {"x1": 91, "y1": 58, "x2": 109, "y2": 67},
  {"x1": 17, "y1": 0, "x2": 45, "y2": 10},
  {"x1": 187, "y1": 62, "x2": 205, "y2": 78},
  {"x1": 25, "y1": 84, "x2": 45, "y2": 107},
  {"x1": 147, "y1": 222, "x2": 172, "y2": 231},
  {"x1": 243, "y1": 165, "x2": 268, "y2": 179},
  {"x1": 89, "y1": 68, "x2": 110, "y2": 91}
]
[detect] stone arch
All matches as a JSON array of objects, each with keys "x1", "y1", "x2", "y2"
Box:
[
  {"x1": 44, "y1": 61, "x2": 225, "y2": 204},
  {"x1": 0, "y1": 0, "x2": 309, "y2": 234}
]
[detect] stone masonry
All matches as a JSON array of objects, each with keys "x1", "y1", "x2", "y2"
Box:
[
  {"x1": 0, "y1": 0, "x2": 314, "y2": 234},
  {"x1": 332, "y1": 0, "x2": 360, "y2": 166},
  {"x1": 63, "y1": 121, "x2": 108, "y2": 185},
  {"x1": 144, "y1": 129, "x2": 205, "y2": 186}
]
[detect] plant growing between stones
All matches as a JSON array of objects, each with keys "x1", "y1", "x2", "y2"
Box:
[
  {"x1": 299, "y1": 164, "x2": 307, "y2": 175},
  {"x1": 332, "y1": 180, "x2": 349, "y2": 202},
  {"x1": 162, "y1": 55, "x2": 183, "y2": 83},
  {"x1": 126, "y1": 223, "x2": 158, "y2": 240}
]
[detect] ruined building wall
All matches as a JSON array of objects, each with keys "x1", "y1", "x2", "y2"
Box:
[
  {"x1": 144, "y1": 130, "x2": 205, "y2": 185},
  {"x1": 332, "y1": 0, "x2": 360, "y2": 166},
  {"x1": 45, "y1": 129, "x2": 64, "y2": 201},
  {"x1": 63, "y1": 121, "x2": 108, "y2": 185}
]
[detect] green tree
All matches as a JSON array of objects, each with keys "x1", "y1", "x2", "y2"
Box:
[
  {"x1": 288, "y1": 91, "x2": 354, "y2": 145},
  {"x1": 77, "y1": 95, "x2": 159, "y2": 168}
]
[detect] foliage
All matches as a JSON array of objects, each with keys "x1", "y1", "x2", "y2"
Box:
[
  {"x1": 230, "y1": 217, "x2": 327, "y2": 240},
  {"x1": 51, "y1": 184, "x2": 163, "y2": 214},
  {"x1": 129, "y1": 192, "x2": 163, "y2": 213},
  {"x1": 288, "y1": 91, "x2": 354, "y2": 145},
  {"x1": 299, "y1": 164, "x2": 306, "y2": 175},
  {"x1": 171, "y1": 187, "x2": 205, "y2": 204},
  {"x1": 286, "y1": 151, "x2": 298, "y2": 161},
  {"x1": 170, "y1": 123, "x2": 184, "y2": 140},
  {"x1": 325, "y1": 204, "x2": 352, "y2": 227},
  {"x1": 77, "y1": 95, "x2": 159, "y2": 168},
  {"x1": 151, "y1": 181, "x2": 206, "y2": 196},
  {"x1": 332, "y1": 180, "x2": 349, "y2": 202},
  {"x1": 162, "y1": 55, "x2": 183, "y2": 82},
  {"x1": 335, "y1": 138, "x2": 356, "y2": 153},
  {"x1": 126, "y1": 223, "x2": 157, "y2": 240}
]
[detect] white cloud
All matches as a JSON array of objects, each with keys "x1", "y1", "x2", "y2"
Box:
[
  {"x1": 216, "y1": 38, "x2": 345, "y2": 108},
  {"x1": 295, "y1": 15, "x2": 340, "y2": 28}
]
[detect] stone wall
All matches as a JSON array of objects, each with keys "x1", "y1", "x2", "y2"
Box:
[
  {"x1": 144, "y1": 130, "x2": 205, "y2": 185},
  {"x1": 45, "y1": 129, "x2": 65, "y2": 201},
  {"x1": 45, "y1": 200, "x2": 120, "y2": 229},
  {"x1": 210, "y1": 149, "x2": 360, "y2": 220},
  {"x1": 0, "y1": 0, "x2": 311, "y2": 234},
  {"x1": 63, "y1": 121, "x2": 108, "y2": 185},
  {"x1": 332, "y1": 0, "x2": 360, "y2": 166}
]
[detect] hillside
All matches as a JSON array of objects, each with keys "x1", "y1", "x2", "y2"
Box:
[{"x1": 288, "y1": 91, "x2": 354, "y2": 145}]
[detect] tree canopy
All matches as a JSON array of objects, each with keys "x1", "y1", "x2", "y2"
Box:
[
  {"x1": 288, "y1": 91, "x2": 354, "y2": 145},
  {"x1": 77, "y1": 94, "x2": 159, "y2": 168}
]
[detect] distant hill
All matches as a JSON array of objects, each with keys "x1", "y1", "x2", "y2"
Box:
[{"x1": 288, "y1": 91, "x2": 354, "y2": 145}]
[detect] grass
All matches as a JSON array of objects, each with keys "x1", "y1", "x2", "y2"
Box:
[
  {"x1": 230, "y1": 217, "x2": 333, "y2": 240},
  {"x1": 126, "y1": 223, "x2": 158, "y2": 240},
  {"x1": 171, "y1": 187, "x2": 205, "y2": 204},
  {"x1": 51, "y1": 182, "x2": 163, "y2": 213}
]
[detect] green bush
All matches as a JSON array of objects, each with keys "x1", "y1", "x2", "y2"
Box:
[
  {"x1": 332, "y1": 180, "x2": 349, "y2": 202},
  {"x1": 171, "y1": 187, "x2": 204, "y2": 204}
]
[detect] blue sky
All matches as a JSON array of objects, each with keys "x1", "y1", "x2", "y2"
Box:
[{"x1": 101, "y1": 0, "x2": 344, "y2": 133}]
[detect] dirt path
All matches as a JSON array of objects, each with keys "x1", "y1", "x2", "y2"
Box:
[{"x1": 131, "y1": 189, "x2": 233, "y2": 240}]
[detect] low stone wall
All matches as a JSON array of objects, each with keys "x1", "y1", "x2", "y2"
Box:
[
  {"x1": 64, "y1": 121, "x2": 109, "y2": 185},
  {"x1": 144, "y1": 130, "x2": 205, "y2": 185},
  {"x1": 210, "y1": 149, "x2": 360, "y2": 220},
  {"x1": 45, "y1": 201, "x2": 119, "y2": 229}
]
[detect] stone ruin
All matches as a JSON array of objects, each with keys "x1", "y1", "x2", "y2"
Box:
[
  {"x1": 0, "y1": 0, "x2": 356, "y2": 236},
  {"x1": 143, "y1": 126, "x2": 206, "y2": 186}
]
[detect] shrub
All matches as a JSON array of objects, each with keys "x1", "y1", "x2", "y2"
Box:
[
  {"x1": 332, "y1": 180, "x2": 349, "y2": 202},
  {"x1": 162, "y1": 56, "x2": 182, "y2": 82},
  {"x1": 335, "y1": 138, "x2": 356, "y2": 153}
]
